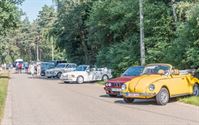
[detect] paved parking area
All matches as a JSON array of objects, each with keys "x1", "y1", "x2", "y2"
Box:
[{"x1": 1, "y1": 73, "x2": 199, "y2": 125}]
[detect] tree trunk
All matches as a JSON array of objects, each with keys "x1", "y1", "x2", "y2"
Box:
[
  {"x1": 139, "y1": 0, "x2": 145, "y2": 66},
  {"x1": 80, "y1": 30, "x2": 90, "y2": 64},
  {"x1": 171, "y1": 0, "x2": 177, "y2": 24}
]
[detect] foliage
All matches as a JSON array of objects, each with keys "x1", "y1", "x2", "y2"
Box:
[
  {"x1": 0, "y1": 4, "x2": 65, "y2": 63},
  {"x1": 179, "y1": 96, "x2": 199, "y2": 106},
  {"x1": 166, "y1": 1, "x2": 199, "y2": 68},
  {"x1": 52, "y1": 0, "x2": 94, "y2": 64},
  {"x1": 0, "y1": 0, "x2": 23, "y2": 35},
  {"x1": 3, "y1": 0, "x2": 199, "y2": 76},
  {"x1": 0, "y1": 72, "x2": 9, "y2": 119}
]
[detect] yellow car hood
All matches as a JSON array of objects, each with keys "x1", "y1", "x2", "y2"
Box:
[{"x1": 128, "y1": 74, "x2": 167, "y2": 92}]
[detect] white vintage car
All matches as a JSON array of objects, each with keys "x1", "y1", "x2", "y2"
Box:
[
  {"x1": 45, "y1": 63, "x2": 77, "y2": 78},
  {"x1": 60, "y1": 65, "x2": 112, "y2": 83}
]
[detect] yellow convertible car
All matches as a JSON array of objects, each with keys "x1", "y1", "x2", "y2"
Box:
[{"x1": 121, "y1": 64, "x2": 199, "y2": 105}]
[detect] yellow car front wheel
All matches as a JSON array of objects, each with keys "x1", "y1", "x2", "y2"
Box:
[{"x1": 156, "y1": 88, "x2": 169, "y2": 105}]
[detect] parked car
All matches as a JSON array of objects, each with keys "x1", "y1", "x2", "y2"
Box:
[
  {"x1": 50, "y1": 60, "x2": 67, "y2": 66},
  {"x1": 121, "y1": 63, "x2": 199, "y2": 105},
  {"x1": 40, "y1": 62, "x2": 56, "y2": 76},
  {"x1": 45, "y1": 63, "x2": 77, "y2": 78},
  {"x1": 104, "y1": 66, "x2": 144, "y2": 97},
  {"x1": 60, "y1": 65, "x2": 112, "y2": 84}
]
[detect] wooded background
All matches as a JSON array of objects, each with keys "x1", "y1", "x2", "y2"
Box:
[{"x1": 1, "y1": 0, "x2": 199, "y2": 76}]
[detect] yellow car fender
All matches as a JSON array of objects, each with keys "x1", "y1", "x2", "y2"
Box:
[{"x1": 145, "y1": 81, "x2": 170, "y2": 97}]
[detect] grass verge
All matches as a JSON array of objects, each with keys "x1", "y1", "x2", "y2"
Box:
[
  {"x1": 0, "y1": 72, "x2": 9, "y2": 120},
  {"x1": 97, "y1": 81, "x2": 106, "y2": 86},
  {"x1": 179, "y1": 96, "x2": 199, "y2": 106}
]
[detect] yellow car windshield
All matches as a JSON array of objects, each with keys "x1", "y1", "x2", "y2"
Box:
[{"x1": 142, "y1": 65, "x2": 170, "y2": 75}]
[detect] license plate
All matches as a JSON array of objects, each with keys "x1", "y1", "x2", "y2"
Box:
[
  {"x1": 126, "y1": 93, "x2": 140, "y2": 97},
  {"x1": 111, "y1": 88, "x2": 121, "y2": 92}
]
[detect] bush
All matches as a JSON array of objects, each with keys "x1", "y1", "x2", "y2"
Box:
[{"x1": 96, "y1": 36, "x2": 140, "y2": 76}]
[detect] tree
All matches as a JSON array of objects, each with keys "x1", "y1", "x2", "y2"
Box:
[
  {"x1": 52, "y1": 0, "x2": 94, "y2": 64},
  {"x1": 0, "y1": 0, "x2": 23, "y2": 35}
]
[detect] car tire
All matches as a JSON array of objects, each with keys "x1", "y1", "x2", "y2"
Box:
[
  {"x1": 193, "y1": 84, "x2": 199, "y2": 96},
  {"x1": 156, "y1": 88, "x2": 169, "y2": 105},
  {"x1": 123, "y1": 98, "x2": 134, "y2": 103},
  {"x1": 102, "y1": 75, "x2": 109, "y2": 82},
  {"x1": 76, "y1": 76, "x2": 84, "y2": 84},
  {"x1": 57, "y1": 72, "x2": 62, "y2": 79}
]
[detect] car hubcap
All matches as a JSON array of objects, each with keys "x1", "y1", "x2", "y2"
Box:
[
  {"x1": 78, "y1": 77, "x2": 83, "y2": 83},
  {"x1": 103, "y1": 76, "x2": 108, "y2": 81},
  {"x1": 160, "y1": 91, "x2": 168, "y2": 103},
  {"x1": 58, "y1": 73, "x2": 61, "y2": 78},
  {"x1": 193, "y1": 85, "x2": 199, "y2": 96}
]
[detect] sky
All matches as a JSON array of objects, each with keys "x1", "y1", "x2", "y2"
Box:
[{"x1": 20, "y1": 0, "x2": 54, "y2": 22}]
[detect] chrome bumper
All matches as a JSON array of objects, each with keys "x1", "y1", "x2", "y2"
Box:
[{"x1": 122, "y1": 92, "x2": 156, "y2": 98}]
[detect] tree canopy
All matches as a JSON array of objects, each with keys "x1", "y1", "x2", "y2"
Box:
[{"x1": 1, "y1": 0, "x2": 199, "y2": 76}]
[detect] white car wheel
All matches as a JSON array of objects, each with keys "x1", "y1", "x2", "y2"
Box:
[
  {"x1": 77, "y1": 76, "x2": 84, "y2": 84},
  {"x1": 57, "y1": 72, "x2": 62, "y2": 79},
  {"x1": 102, "y1": 75, "x2": 109, "y2": 81}
]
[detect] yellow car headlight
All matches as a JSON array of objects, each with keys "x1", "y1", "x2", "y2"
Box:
[{"x1": 149, "y1": 84, "x2": 155, "y2": 91}]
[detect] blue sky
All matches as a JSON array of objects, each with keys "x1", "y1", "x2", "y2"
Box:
[{"x1": 20, "y1": 0, "x2": 54, "y2": 22}]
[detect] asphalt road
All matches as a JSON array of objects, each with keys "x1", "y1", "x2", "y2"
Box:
[{"x1": 1, "y1": 73, "x2": 199, "y2": 125}]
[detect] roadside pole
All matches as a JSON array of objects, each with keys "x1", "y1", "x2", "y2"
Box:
[
  {"x1": 52, "y1": 41, "x2": 54, "y2": 61},
  {"x1": 36, "y1": 36, "x2": 40, "y2": 62},
  {"x1": 139, "y1": 0, "x2": 145, "y2": 66}
]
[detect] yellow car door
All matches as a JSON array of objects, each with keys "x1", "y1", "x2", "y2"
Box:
[{"x1": 168, "y1": 74, "x2": 190, "y2": 96}]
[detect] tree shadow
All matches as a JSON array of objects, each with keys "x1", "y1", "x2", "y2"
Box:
[{"x1": 0, "y1": 75, "x2": 10, "y2": 79}]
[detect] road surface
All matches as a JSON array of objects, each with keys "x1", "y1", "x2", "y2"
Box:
[{"x1": 1, "y1": 73, "x2": 199, "y2": 125}]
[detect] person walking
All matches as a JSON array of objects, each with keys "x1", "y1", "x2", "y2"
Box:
[
  {"x1": 30, "y1": 64, "x2": 35, "y2": 78},
  {"x1": 37, "y1": 64, "x2": 41, "y2": 77},
  {"x1": 18, "y1": 63, "x2": 23, "y2": 74}
]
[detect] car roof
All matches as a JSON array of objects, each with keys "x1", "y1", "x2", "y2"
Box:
[
  {"x1": 42, "y1": 62, "x2": 55, "y2": 64},
  {"x1": 78, "y1": 65, "x2": 89, "y2": 67},
  {"x1": 57, "y1": 63, "x2": 76, "y2": 65},
  {"x1": 129, "y1": 66, "x2": 144, "y2": 68}
]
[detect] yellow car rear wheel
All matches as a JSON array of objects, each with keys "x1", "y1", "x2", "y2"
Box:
[{"x1": 193, "y1": 84, "x2": 199, "y2": 96}]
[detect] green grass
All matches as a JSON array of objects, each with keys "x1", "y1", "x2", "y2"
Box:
[
  {"x1": 0, "y1": 72, "x2": 9, "y2": 120},
  {"x1": 179, "y1": 96, "x2": 199, "y2": 106},
  {"x1": 97, "y1": 81, "x2": 106, "y2": 85}
]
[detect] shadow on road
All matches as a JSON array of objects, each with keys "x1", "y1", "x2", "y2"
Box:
[
  {"x1": 59, "y1": 81, "x2": 97, "y2": 85},
  {"x1": 114, "y1": 99, "x2": 157, "y2": 105},
  {"x1": 114, "y1": 98, "x2": 178, "y2": 106},
  {"x1": 100, "y1": 94, "x2": 122, "y2": 98}
]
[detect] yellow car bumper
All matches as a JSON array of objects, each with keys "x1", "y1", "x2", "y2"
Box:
[{"x1": 122, "y1": 92, "x2": 156, "y2": 99}]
